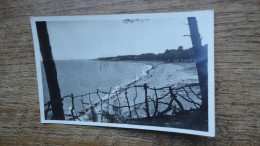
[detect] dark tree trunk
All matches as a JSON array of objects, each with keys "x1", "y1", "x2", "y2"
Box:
[
  {"x1": 36, "y1": 21, "x2": 65, "y2": 120},
  {"x1": 187, "y1": 17, "x2": 208, "y2": 112}
]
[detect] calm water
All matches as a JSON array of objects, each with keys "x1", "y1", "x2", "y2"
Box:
[{"x1": 41, "y1": 60, "x2": 151, "y2": 104}]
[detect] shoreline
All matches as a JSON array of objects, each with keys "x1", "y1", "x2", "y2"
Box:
[{"x1": 100, "y1": 61, "x2": 156, "y2": 101}]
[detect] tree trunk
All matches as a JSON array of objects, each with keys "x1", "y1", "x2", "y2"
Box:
[
  {"x1": 36, "y1": 21, "x2": 65, "y2": 120},
  {"x1": 187, "y1": 17, "x2": 208, "y2": 112}
]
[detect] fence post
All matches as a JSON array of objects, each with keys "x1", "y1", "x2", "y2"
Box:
[
  {"x1": 153, "y1": 87, "x2": 159, "y2": 117},
  {"x1": 144, "y1": 83, "x2": 150, "y2": 118},
  {"x1": 115, "y1": 91, "x2": 124, "y2": 121},
  {"x1": 88, "y1": 93, "x2": 97, "y2": 122},
  {"x1": 169, "y1": 87, "x2": 184, "y2": 112},
  {"x1": 157, "y1": 87, "x2": 176, "y2": 117},
  {"x1": 133, "y1": 87, "x2": 139, "y2": 118},
  {"x1": 97, "y1": 89, "x2": 103, "y2": 122},
  {"x1": 107, "y1": 87, "x2": 112, "y2": 113},
  {"x1": 71, "y1": 94, "x2": 76, "y2": 121},
  {"x1": 125, "y1": 89, "x2": 132, "y2": 119}
]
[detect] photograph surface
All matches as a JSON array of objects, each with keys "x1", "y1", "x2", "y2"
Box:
[{"x1": 31, "y1": 10, "x2": 214, "y2": 137}]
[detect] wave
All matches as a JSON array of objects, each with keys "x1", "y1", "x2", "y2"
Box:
[{"x1": 101, "y1": 64, "x2": 153, "y2": 100}]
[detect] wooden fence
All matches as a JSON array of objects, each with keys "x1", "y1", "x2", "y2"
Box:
[{"x1": 44, "y1": 83, "x2": 202, "y2": 122}]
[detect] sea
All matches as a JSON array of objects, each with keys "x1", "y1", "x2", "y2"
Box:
[{"x1": 41, "y1": 60, "x2": 151, "y2": 104}]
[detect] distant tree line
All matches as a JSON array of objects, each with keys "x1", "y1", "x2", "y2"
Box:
[{"x1": 98, "y1": 46, "x2": 194, "y2": 62}]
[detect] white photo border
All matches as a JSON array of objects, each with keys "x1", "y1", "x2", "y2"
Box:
[{"x1": 31, "y1": 10, "x2": 215, "y2": 137}]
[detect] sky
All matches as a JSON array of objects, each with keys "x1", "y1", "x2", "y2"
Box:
[{"x1": 46, "y1": 15, "x2": 211, "y2": 60}]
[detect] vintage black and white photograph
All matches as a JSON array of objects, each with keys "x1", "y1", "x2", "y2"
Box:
[{"x1": 31, "y1": 10, "x2": 214, "y2": 137}]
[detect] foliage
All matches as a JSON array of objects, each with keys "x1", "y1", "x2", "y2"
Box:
[{"x1": 98, "y1": 46, "x2": 194, "y2": 62}]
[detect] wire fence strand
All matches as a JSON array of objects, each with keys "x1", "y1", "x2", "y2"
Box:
[{"x1": 44, "y1": 83, "x2": 202, "y2": 122}]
